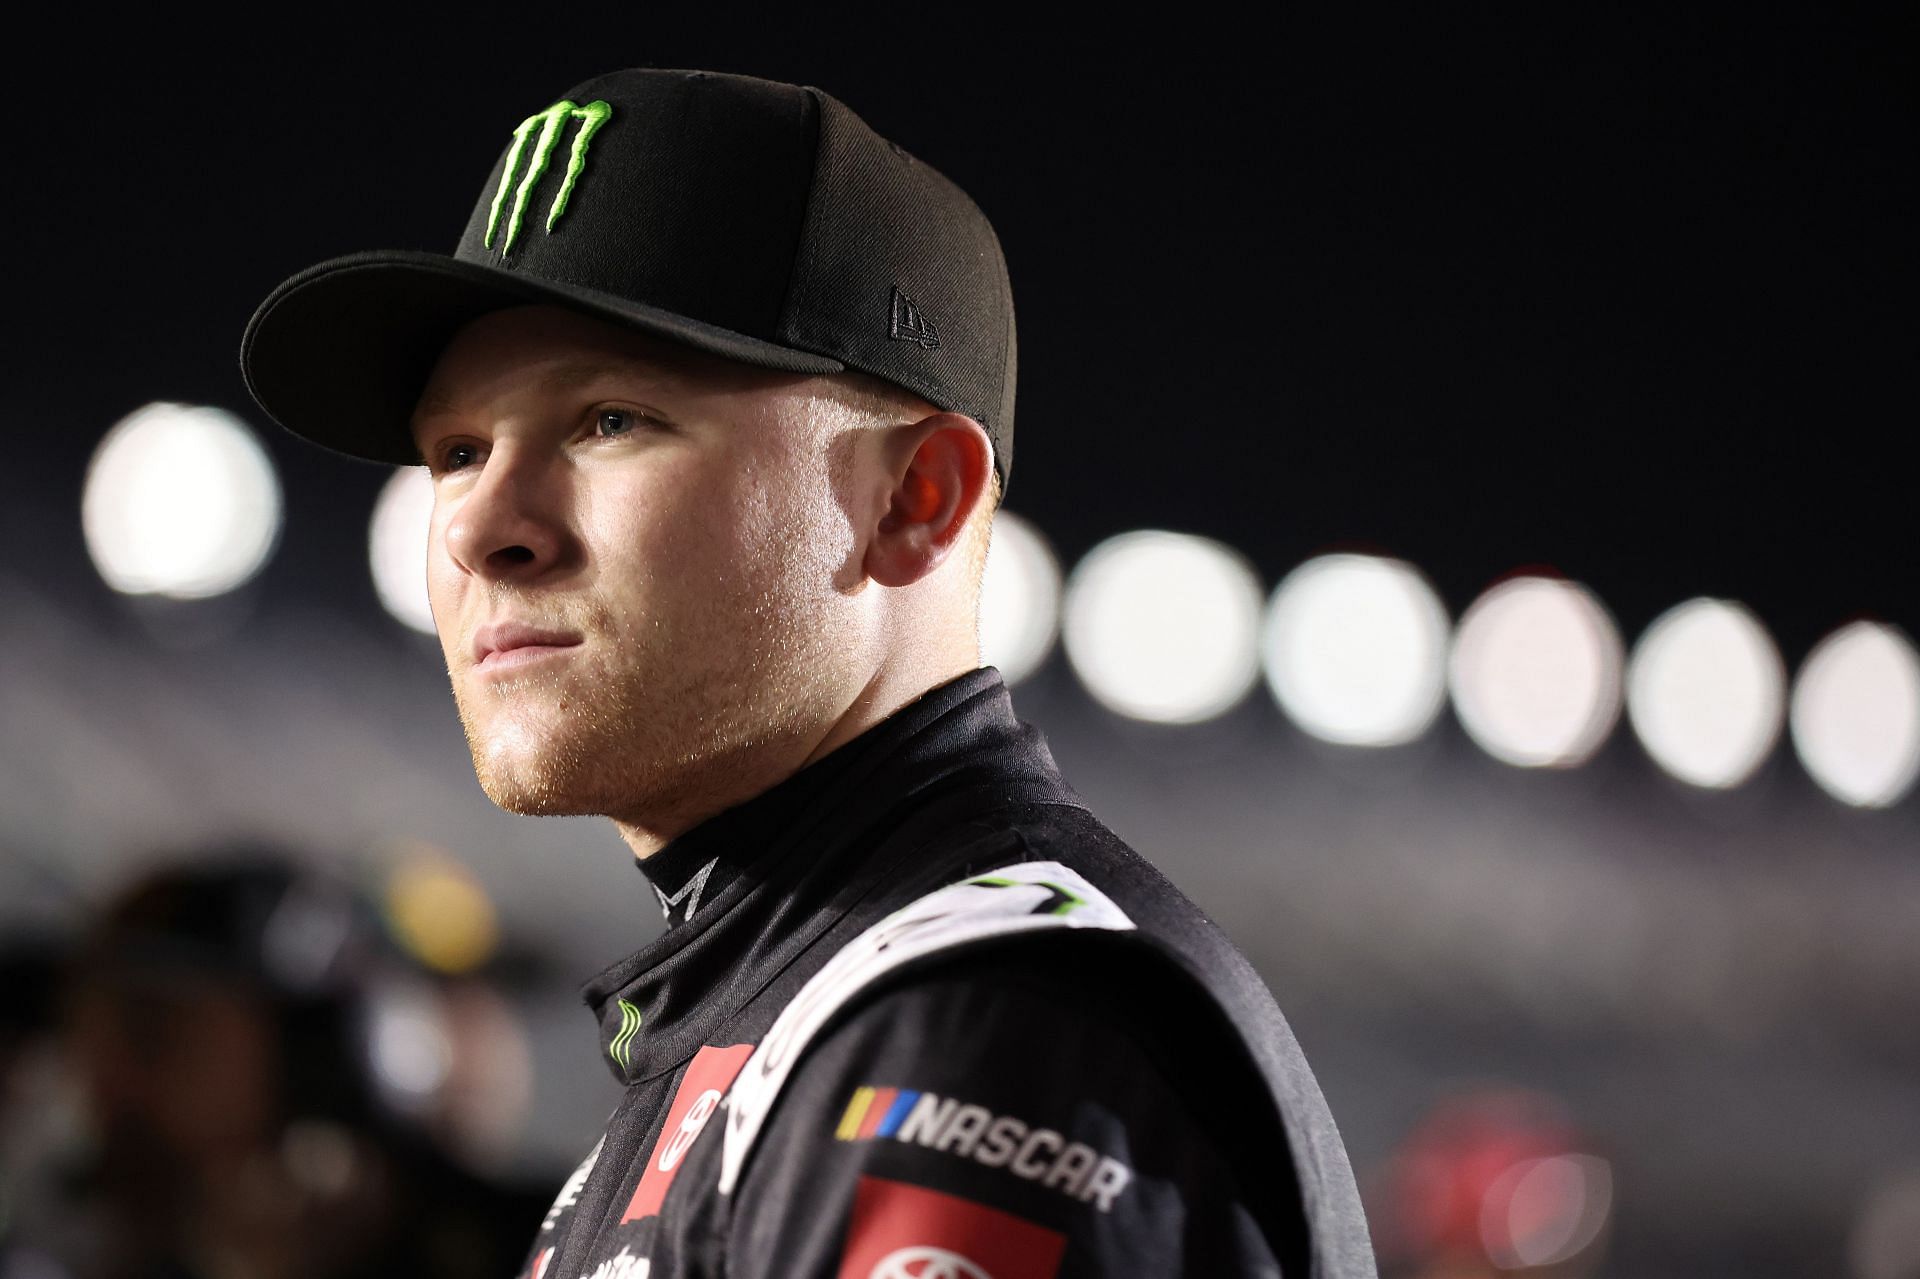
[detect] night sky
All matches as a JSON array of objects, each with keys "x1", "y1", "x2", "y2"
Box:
[{"x1": 4, "y1": 9, "x2": 1910, "y2": 658}]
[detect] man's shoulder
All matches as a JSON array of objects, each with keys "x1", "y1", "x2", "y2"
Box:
[
  {"x1": 740, "y1": 861, "x2": 1332, "y2": 1277},
  {"x1": 830, "y1": 810, "x2": 1378, "y2": 1279},
  {"x1": 721, "y1": 922, "x2": 1296, "y2": 1278}
]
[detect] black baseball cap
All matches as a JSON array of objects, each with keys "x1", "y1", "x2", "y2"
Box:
[{"x1": 241, "y1": 69, "x2": 1016, "y2": 493}]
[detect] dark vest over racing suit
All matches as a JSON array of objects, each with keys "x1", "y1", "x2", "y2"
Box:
[{"x1": 520, "y1": 666, "x2": 1376, "y2": 1279}]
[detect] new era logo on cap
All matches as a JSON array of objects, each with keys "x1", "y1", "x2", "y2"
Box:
[{"x1": 889, "y1": 286, "x2": 940, "y2": 349}]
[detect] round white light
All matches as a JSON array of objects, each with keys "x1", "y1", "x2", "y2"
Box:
[
  {"x1": 1261, "y1": 554, "x2": 1449, "y2": 746},
  {"x1": 1449, "y1": 576, "x2": 1624, "y2": 768},
  {"x1": 1790, "y1": 622, "x2": 1920, "y2": 808},
  {"x1": 1627, "y1": 598, "x2": 1784, "y2": 789},
  {"x1": 367, "y1": 986, "x2": 452, "y2": 1103},
  {"x1": 369, "y1": 466, "x2": 437, "y2": 635},
  {"x1": 978, "y1": 509, "x2": 1061, "y2": 685},
  {"x1": 1062, "y1": 531, "x2": 1264, "y2": 724},
  {"x1": 81, "y1": 403, "x2": 282, "y2": 599}
]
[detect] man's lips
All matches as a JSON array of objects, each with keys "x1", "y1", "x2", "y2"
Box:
[{"x1": 471, "y1": 622, "x2": 584, "y2": 672}]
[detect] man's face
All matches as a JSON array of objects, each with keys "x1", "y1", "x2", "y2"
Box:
[{"x1": 412, "y1": 305, "x2": 870, "y2": 828}]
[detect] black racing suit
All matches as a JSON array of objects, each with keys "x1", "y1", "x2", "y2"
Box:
[{"x1": 519, "y1": 667, "x2": 1376, "y2": 1279}]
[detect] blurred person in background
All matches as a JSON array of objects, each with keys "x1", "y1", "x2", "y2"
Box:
[
  {"x1": 240, "y1": 68, "x2": 1376, "y2": 1276},
  {"x1": 50, "y1": 853, "x2": 545, "y2": 1279}
]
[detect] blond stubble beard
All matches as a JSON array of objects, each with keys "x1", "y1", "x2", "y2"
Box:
[{"x1": 449, "y1": 531, "x2": 854, "y2": 830}]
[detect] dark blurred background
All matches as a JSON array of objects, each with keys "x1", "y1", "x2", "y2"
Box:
[{"x1": 2, "y1": 10, "x2": 1914, "y2": 1279}]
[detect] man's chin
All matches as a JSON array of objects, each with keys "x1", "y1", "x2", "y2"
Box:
[
  {"x1": 467, "y1": 760, "x2": 605, "y2": 817},
  {"x1": 478, "y1": 781, "x2": 600, "y2": 817},
  {"x1": 461, "y1": 714, "x2": 612, "y2": 814}
]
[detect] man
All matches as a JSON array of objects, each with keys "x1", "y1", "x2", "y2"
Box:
[{"x1": 242, "y1": 68, "x2": 1375, "y2": 1278}]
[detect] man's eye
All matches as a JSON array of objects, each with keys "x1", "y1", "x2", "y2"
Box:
[
  {"x1": 595, "y1": 408, "x2": 639, "y2": 438},
  {"x1": 438, "y1": 442, "x2": 480, "y2": 472}
]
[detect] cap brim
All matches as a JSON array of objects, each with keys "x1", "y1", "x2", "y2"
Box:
[{"x1": 240, "y1": 250, "x2": 846, "y2": 466}]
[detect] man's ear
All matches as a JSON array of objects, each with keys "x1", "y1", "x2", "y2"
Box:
[{"x1": 865, "y1": 413, "x2": 993, "y2": 589}]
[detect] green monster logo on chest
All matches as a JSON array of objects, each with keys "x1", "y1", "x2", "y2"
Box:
[{"x1": 609, "y1": 997, "x2": 643, "y2": 1069}]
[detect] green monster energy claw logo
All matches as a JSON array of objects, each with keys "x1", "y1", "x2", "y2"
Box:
[
  {"x1": 484, "y1": 98, "x2": 614, "y2": 256},
  {"x1": 609, "y1": 997, "x2": 643, "y2": 1069}
]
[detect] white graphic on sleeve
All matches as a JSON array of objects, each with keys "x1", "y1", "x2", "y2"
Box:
[
  {"x1": 871, "y1": 1247, "x2": 993, "y2": 1279},
  {"x1": 541, "y1": 1135, "x2": 604, "y2": 1231},
  {"x1": 578, "y1": 1247, "x2": 649, "y2": 1279},
  {"x1": 720, "y1": 861, "x2": 1135, "y2": 1195},
  {"x1": 658, "y1": 1088, "x2": 723, "y2": 1173}
]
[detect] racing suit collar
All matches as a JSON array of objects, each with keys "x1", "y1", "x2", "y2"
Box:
[{"x1": 580, "y1": 663, "x2": 1078, "y2": 1085}]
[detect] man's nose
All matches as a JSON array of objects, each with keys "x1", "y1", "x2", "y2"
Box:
[{"x1": 441, "y1": 446, "x2": 574, "y2": 580}]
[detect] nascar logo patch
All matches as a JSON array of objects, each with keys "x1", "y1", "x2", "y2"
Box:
[{"x1": 834, "y1": 1086, "x2": 1133, "y2": 1213}]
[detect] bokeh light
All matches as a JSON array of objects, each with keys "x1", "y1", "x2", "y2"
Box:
[
  {"x1": 1376, "y1": 1088, "x2": 1608, "y2": 1276},
  {"x1": 366, "y1": 982, "x2": 453, "y2": 1109},
  {"x1": 1479, "y1": 1153, "x2": 1614, "y2": 1270},
  {"x1": 384, "y1": 844, "x2": 500, "y2": 975},
  {"x1": 1261, "y1": 554, "x2": 1449, "y2": 746},
  {"x1": 82, "y1": 402, "x2": 283, "y2": 599},
  {"x1": 1627, "y1": 598, "x2": 1785, "y2": 789},
  {"x1": 1062, "y1": 530, "x2": 1264, "y2": 724},
  {"x1": 1790, "y1": 621, "x2": 1920, "y2": 808},
  {"x1": 369, "y1": 466, "x2": 437, "y2": 635},
  {"x1": 1450, "y1": 576, "x2": 1624, "y2": 768},
  {"x1": 979, "y1": 509, "x2": 1062, "y2": 685}
]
